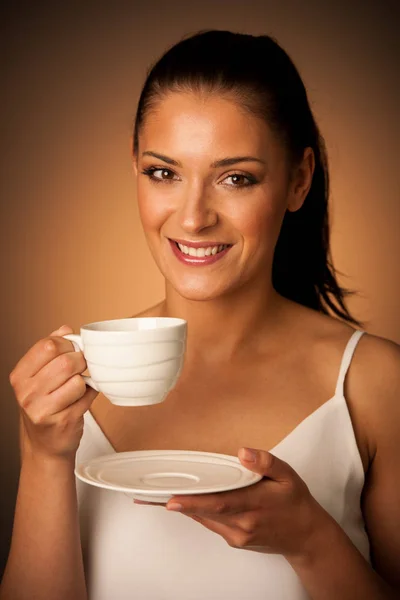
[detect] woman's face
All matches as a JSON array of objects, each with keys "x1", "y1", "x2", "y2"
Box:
[{"x1": 134, "y1": 92, "x2": 311, "y2": 301}]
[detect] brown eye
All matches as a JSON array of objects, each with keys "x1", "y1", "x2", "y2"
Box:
[
  {"x1": 231, "y1": 175, "x2": 246, "y2": 185},
  {"x1": 141, "y1": 167, "x2": 178, "y2": 183},
  {"x1": 223, "y1": 173, "x2": 257, "y2": 188},
  {"x1": 159, "y1": 169, "x2": 174, "y2": 180}
]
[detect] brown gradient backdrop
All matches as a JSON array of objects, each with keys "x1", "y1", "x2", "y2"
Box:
[{"x1": 1, "y1": 0, "x2": 399, "y2": 575}]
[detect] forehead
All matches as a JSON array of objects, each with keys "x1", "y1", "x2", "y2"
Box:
[{"x1": 139, "y1": 92, "x2": 281, "y2": 160}]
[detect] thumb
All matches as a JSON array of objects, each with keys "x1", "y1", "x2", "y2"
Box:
[
  {"x1": 238, "y1": 447, "x2": 294, "y2": 483},
  {"x1": 49, "y1": 324, "x2": 74, "y2": 336}
]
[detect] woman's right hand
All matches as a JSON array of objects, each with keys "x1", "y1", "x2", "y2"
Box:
[{"x1": 10, "y1": 324, "x2": 98, "y2": 462}]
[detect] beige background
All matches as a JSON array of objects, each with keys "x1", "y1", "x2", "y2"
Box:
[{"x1": 1, "y1": 0, "x2": 399, "y2": 575}]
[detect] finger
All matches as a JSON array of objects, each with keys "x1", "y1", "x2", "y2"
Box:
[
  {"x1": 11, "y1": 329, "x2": 78, "y2": 382},
  {"x1": 49, "y1": 324, "x2": 74, "y2": 337},
  {"x1": 44, "y1": 372, "x2": 92, "y2": 415},
  {"x1": 238, "y1": 447, "x2": 295, "y2": 483},
  {"x1": 47, "y1": 384, "x2": 98, "y2": 424},
  {"x1": 33, "y1": 350, "x2": 87, "y2": 395},
  {"x1": 23, "y1": 371, "x2": 92, "y2": 419},
  {"x1": 188, "y1": 514, "x2": 238, "y2": 539},
  {"x1": 166, "y1": 491, "x2": 246, "y2": 517}
]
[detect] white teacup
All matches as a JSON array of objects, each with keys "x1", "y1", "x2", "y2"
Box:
[{"x1": 63, "y1": 317, "x2": 187, "y2": 406}]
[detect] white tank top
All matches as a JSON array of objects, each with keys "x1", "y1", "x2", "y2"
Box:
[{"x1": 76, "y1": 329, "x2": 370, "y2": 600}]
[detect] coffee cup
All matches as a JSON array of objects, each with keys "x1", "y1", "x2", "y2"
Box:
[{"x1": 63, "y1": 317, "x2": 187, "y2": 406}]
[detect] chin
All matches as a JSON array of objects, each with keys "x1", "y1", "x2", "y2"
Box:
[{"x1": 169, "y1": 278, "x2": 231, "y2": 302}]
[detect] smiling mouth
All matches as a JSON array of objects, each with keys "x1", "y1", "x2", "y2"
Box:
[{"x1": 173, "y1": 241, "x2": 232, "y2": 257}]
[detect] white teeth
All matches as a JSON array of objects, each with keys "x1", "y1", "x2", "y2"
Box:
[{"x1": 176, "y1": 242, "x2": 229, "y2": 258}]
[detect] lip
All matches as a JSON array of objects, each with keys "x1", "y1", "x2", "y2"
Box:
[
  {"x1": 170, "y1": 238, "x2": 232, "y2": 249},
  {"x1": 168, "y1": 239, "x2": 232, "y2": 266}
]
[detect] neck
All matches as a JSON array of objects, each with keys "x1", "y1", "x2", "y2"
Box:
[{"x1": 158, "y1": 279, "x2": 287, "y2": 362}]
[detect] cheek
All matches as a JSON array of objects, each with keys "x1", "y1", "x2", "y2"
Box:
[
  {"x1": 137, "y1": 185, "x2": 171, "y2": 234},
  {"x1": 231, "y1": 195, "x2": 285, "y2": 246}
]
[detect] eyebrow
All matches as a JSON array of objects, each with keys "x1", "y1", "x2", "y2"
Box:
[{"x1": 142, "y1": 151, "x2": 266, "y2": 168}]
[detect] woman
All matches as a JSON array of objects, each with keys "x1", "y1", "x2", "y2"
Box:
[{"x1": 1, "y1": 30, "x2": 399, "y2": 600}]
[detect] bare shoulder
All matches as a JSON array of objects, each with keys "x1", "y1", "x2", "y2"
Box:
[
  {"x1": 353, "y1": 330, "x2": 400, "y2": 378},
  {"x1": 347, "y1": 330, "x2": 400, "y2": 456},
  {"x1": 353, "y1": 333, "x2": 400, "y2": 586},
  {"x1": 286, "y1": 302, "x2": 400, "y2": 468},
  {"x1": 317, "y1": 314, "x2": 400, "y2": 463}
]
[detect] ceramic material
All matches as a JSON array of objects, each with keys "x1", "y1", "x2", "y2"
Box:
[
  {"x1": 75, "y1": 450, "x2": 263, "y2": 503},
  {"x1": 63, "y1": 317, "x2": 187, "y2": 406}
]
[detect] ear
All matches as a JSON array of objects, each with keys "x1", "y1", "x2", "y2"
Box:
[
  {"x1": 287, "y1": 147, "x2": 315, "y2": 212},
  {"x1": 132, "y1": 156, "x2": 138, "y2": 177},
  {"x1": 129, "y1": 135, "x2": 139, "y2": 176}
]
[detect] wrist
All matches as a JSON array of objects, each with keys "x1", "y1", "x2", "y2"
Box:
[
  {"x1": 285, "y1": 501, "x2": 341, "y2": 570},
  {"x1": 21, "y1": 449, "x2": 76, "y2": 474}
]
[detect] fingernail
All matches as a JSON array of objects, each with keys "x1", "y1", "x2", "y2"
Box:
[
  {"x1": 167, "y1": 503, "x2": 183, "y2": 512},
  {"x1": 242, "y1": 447, "x2": 257, "y2": 462}
]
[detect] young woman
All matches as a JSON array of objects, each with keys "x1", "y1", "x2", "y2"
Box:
[{"x1": 1, "y1": 30, "x2": 399, "y2": 600}]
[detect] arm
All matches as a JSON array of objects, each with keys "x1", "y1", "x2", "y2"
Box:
[
  {"x1": 169, "y1": 449, "x2": 399, "y2": 600},
  {"x1": 0, "y1": 425, "x2": 86, "y2": 600},
  {"x1": 286, "y1": 505, "x2": 398, "y2": 599},
  {"x1": 286, "y1": 335, "x2": 400, "y2": 599},
  {"x1": 0, "y1": 325, "x2": 97, "y2": 600},
  {"x1": 161, "y1": 335, "x2": 400, "y2": 599}
]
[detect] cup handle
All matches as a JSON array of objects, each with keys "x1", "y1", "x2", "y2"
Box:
[{"x1": 62, "y1": 334, "x2": 100, "y2": 392}]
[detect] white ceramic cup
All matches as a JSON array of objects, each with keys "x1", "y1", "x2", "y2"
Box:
[{"x1": 62, "y1": 317, "x2": 187, "y2": 406}]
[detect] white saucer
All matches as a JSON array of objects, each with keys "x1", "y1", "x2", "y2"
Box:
[{"x1": 75, "y1": 450, "x2": 263, "y2": 503}]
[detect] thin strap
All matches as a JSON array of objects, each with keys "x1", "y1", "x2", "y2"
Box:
[{"x1": 335, "y1": 330, "x2": 365, "y2": 397}]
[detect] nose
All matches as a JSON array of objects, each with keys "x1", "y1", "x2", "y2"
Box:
[{"x1": 177, "y1": 185, "x2": 218, "y2": 234}]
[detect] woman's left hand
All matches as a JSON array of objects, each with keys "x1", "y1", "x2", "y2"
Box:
[{"x1": 156, "y1": 448, "x2": 330, "y2": 559}]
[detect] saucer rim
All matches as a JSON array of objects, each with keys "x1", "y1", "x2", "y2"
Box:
[{"x1": 75, "y1": 449, "x2": 263, "y2": 496}]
